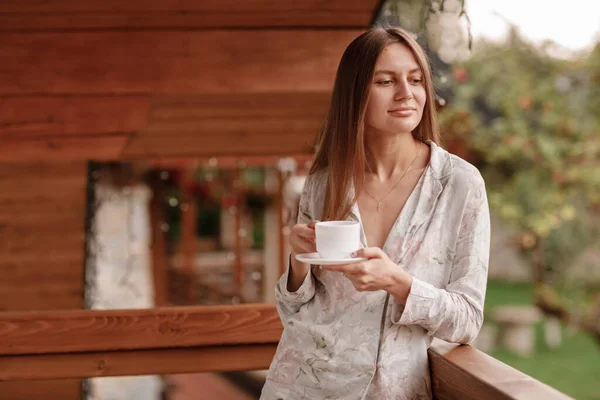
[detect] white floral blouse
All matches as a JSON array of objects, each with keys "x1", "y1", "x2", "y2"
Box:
[{"x1": 261, "y1": 141, "x2": 491, "y2": 399}]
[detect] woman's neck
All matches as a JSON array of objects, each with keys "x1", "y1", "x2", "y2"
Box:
[{"x1": 364, "y1": 133, "x2": 424, "y2": 182}]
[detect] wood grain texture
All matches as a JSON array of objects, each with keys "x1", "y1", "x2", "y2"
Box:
[
  {"x1": 122, "y1": 92, "x2": 329, "y2": 157},
  {"x1": 0, "y1": 380, "x2": 80, "y2": 399},
  {"x1": 0, "y1": 287, "x2": 83, "y2": 312},
  {"x1": 0, "y1": 304, "x2": 283, "y2": 355},
  {"x1": 0, "y1": 30, "x2": 359, "y2": 95},
  {"x1": 0, "y1": 0, "x2": 381, "y2": 30},
  {"x1": 0, "y1": 161, "x2": 88, "y2": 179},
  {"x1": 0, "y1": 160, "x2": 87, "y2": 319},
  {"x1": 0, "y1": 135, "x2": 128, "y2": 162},
  {"x1": 0, "y1": 96, "x2": 150, "y2": 138},
  {"x1": 0, "y1": 255, "x2": 83, "y2": 285},
  {"x1": 123, "y1": 122, "x2": 320, "y2": 157},
  {"x1": 0, "y1": 344, "x2": 277, "y2": 381},
  {"x1": 428, "y1": 340, "x2": 574, "y2": 400}
]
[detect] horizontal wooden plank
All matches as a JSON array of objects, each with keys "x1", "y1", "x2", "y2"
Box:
[
  {"x1": 0, "y1": 231, "x2": 83, "y2": 253},
  {"x1": 429, "y1": 340, "x2": 574, "y2": 400},
  {"x1": 0, "y1": 0, "x2": 377, "y2": 13},
  {"x1": 0, "y1": 208, "x2": 84, "y2": 225},
  {"x1": 0, "y1": 282, "x2": 83, "y2": 295},
  {"x1": 0, "y1": 12, "x2": 373, "y2": 31},
  {"x1": 0, "y1": 30, "x2": 359, "y2": 95},
  {"x1": 0, "y1": 92, "x2": 329, "y2": 141},
  {"x1": 0, "y1": 193, "x2": 85, "y2": 208},
  {"x1": 149, "y1": 92, "x2": 331, "y2": 120},
  {"x1": 0, "y1": 161, "x2": 88, "y2": 180},
  {"x1": 0, "y1": 187, "x2": 86, "y2": 203},
  {"x1": 0, "y1": 286, "x2": 83, "y2": 311},
  {"x1": 0, "y1": 135, "x2": 128, "y2": 162},
  {"x1": 0, "y1": 304, "x2": 282, "y2": 355},
  {"x1": 0, "y1": 260, "x2": 83, "y2": 287},
  {"x1": 0, "y1": 0, "x2": 379, "y2": 30},
  {"x1": 0, "y1": 252, "x2": 84, "y2": 270},
  {"x1": 0, "y1": 222, "x2": 84, "y2": 238},
  {"x1": 123, "y1": 117, "x2": 320, "y2": 157},
  {"x1": 0, "y1": 174, "x2": 86, "y2": 192},
  {"x1": 0, "y1": 198, "x2": 86, "y2": 217},
  {"x1": 0, "y1": 96, "x2": 149, "y2": 138},
  {"x1": 123, "y1": 115, "x2": 321, "y2": 157},
  {"x1": 0, "y1": 220, "x2": 84, "y2": 244},
  {"x1": 0, "y1": 344, "x2": 277, "y2": 381},
  {"x1": 0, "y1": 380, "x2": 80, "y2": 399},
  {"x1": 142, "y1": 117, "x2": 323, "y2": 137}
]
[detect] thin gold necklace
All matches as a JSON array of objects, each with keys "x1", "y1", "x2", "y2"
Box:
[{"x1": 363, "y1": 144, "x2": 423, "y2": 212}]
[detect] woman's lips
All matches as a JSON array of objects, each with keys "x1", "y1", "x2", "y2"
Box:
[{"x1": 388, "y1": 108, "x2": 415, "y2": 117}]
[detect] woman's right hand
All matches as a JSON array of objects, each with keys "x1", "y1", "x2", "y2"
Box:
[
  {"x1": 287, "y1": 220, "x2": 318, "y2": 292},
  {"x1": 289, "y1": 220, "x2": 318, "y2": 255}
]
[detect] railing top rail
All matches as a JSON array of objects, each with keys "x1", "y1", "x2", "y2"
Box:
[{"x1": 0, "y1": 303, "x2": 282, "y2": 355}]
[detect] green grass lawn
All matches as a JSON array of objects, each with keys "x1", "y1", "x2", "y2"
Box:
[{"x1": 485, "y1": 281, "x2": 600, "y2": 400}]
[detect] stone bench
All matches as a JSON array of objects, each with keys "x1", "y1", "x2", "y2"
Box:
[
  {"x1": 493, "y1": 305, "x2": 542, "y2": 356},
  {"x1": 493, "y1": 305, "x2": 562, "y2": 356}
]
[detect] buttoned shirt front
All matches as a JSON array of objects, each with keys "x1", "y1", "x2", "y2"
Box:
[{"x1": 260, "y1": 141, "x2": 491, "y2": 400}]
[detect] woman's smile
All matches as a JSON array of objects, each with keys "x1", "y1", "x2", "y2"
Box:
[{"x1": 388, "y1": 107, "x2": 416, "y2": 117}]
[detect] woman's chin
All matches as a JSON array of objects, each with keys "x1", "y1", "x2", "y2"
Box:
[{"x1": 381, "y1": 122, "x2": 419, "y2": 135}]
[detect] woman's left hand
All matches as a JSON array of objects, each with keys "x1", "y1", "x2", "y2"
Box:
[{"x1": 322, "y1": 247, "x2": 412, "y2": 297}]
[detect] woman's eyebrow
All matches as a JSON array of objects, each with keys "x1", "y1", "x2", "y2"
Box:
[
  {"x1": 374, "y1": 68, "x2": 421, "y2": 75},
  {"x1": 374, "y1": 69, "x2": 396, "y2": 75}
]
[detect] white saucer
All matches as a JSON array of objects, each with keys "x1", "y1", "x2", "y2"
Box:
[{"x1": 295, "y1": 252, "x2": 366, "y2": 265}]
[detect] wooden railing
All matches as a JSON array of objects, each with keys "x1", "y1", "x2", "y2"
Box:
[{"x1": 0, "y1": 305, "x2": 573, "y2": 399}]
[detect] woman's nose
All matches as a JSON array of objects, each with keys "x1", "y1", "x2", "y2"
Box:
[{"x1": 394, "y1": 81, "x2": 413, "y2": 101}]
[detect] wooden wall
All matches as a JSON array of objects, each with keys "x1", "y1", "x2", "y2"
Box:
[{"x1": 0, "y1": 0, "x2": 381, "y2": 398}]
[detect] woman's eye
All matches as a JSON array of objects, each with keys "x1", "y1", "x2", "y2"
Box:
[
  {"x1": 377, "y1": 80, "x2": 393, "y2": 85},
  {"x1": 410, "y1": 78, "x2": 423, "y2": 84}
]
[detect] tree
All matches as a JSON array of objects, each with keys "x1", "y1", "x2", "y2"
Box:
[{"x1": 438, "y1": 28, "x2": 600, "y2": 344}]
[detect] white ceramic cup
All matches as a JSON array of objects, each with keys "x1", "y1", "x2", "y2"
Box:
[{"x1": 315, "y1": 221, "x2": 361, "y2": 259}]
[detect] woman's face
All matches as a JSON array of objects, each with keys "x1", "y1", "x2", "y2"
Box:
[{"x1": 364, "y1": 43, "x2": 426, "y2": 136}]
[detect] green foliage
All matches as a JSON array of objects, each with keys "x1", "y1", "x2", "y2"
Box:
[{"x1": 439, "y1": 28, "x2": 600, "y2": 276}]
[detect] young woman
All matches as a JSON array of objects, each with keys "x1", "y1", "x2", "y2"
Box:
[{"x1": 261, "y1": 26, "x2": 490, "y2": 400}]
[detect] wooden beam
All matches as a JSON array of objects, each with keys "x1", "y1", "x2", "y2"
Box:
[
  {"x1": 0, "y1": 344, "x2": 277, "y2": 381},
  {"x1": 0, "y1": 0, "x2": 381, "y2": 31},
  {"x1": 0, "y1": 304, "x2": 282, "y2": 355},
  {"x1": 0, "y1": 30, "x2": 359, "y2": 95},
  {"x1": 429, "y1": 340, "x2": 574, "y2": 400}
]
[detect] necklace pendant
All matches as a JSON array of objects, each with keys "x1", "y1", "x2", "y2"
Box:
[{"x1": 376, "y1": 202, "x2": 381, "y2": 212}]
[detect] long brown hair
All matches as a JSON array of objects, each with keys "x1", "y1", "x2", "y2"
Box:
[{"x1": 310, "y1": 26, "x2": 441, "y2": 221}]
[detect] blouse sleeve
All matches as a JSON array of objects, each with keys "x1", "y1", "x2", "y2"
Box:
[
  {"x1": 391, "y1": 174, "x2": 490, "y2": 344},
  {"x1": 274, "y1": 175, "x2": 317, "y2": 322}
]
